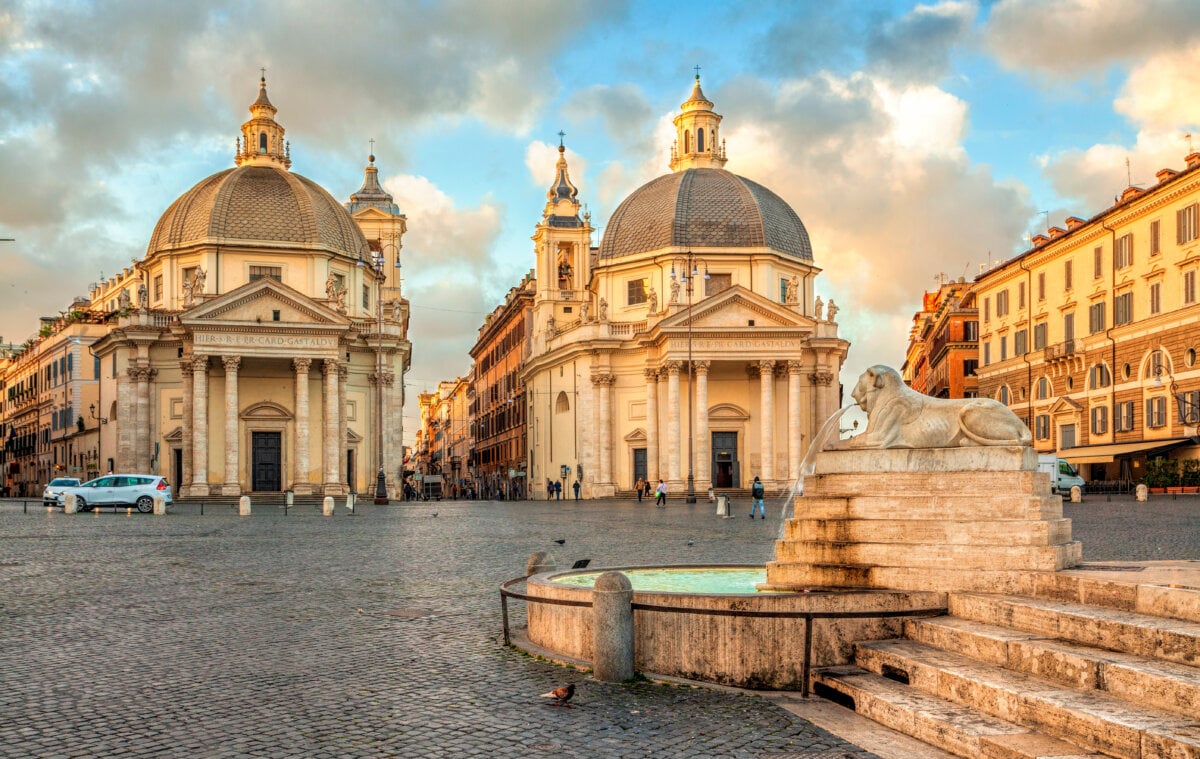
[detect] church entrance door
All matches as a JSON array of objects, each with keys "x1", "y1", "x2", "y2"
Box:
[
  {"x1": 712, "y1": 432, "x2": 738, "y2": 488},
  {"x1": 632, "y1": 448, "x2": 646, "y2": 488},
  {"x1": 252, "y1": 431, "x2": 282, "y2": 492}
]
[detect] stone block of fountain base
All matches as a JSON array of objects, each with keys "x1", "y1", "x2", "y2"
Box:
[{"x1": 764, "y1": 446, "x2": 1081, "y2": 594}]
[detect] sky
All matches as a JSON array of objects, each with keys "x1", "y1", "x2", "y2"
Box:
[{"x1": 3, "y1": 0, "x2": 1200, "y2": 441}]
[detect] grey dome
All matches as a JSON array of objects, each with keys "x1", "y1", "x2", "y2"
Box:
[{"x1": 599, "y1": 168, "x2": 812, "y2": 260}]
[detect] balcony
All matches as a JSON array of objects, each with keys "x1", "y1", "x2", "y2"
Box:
[{"x1": 1044, "y1": 339, "x2": 1083, "y2": 362}]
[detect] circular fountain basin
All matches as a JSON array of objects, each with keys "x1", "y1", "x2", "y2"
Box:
[{"x1": 521, "y1": 564, "x2": 946, "y2": 690}]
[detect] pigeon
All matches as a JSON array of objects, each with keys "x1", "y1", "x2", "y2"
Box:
[
  {"x1": 540, "y1": 683, "x2": 575, "y2": 707},
  {"x1": 687, "y1": 539, "x2": 695, "y2": 546},
  {"x1": 431, "y1": 512, "x2": 438, "y2": 517},
  {"x1": 554, "y1": 539, "x2": 566, "y2": 545}
]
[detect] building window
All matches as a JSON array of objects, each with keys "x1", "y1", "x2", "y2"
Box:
[
  {"x1": 1037, "y1": 272, "x2": 1046, "y2": 301},
  {"x1": 963, "y1": 358, "x2": 978, "y2": 376},
  {"x1": 1037, "y1": 376, "x2": 1051, "y2": 399},
  {"x1": 1178, "y1": 390, "x2": 1200, "y2": 424},
  {"x1": 1064, "y1": 260, "x2": 1073, "y2": 290},
  {"x1": 697, "y1": 128, "x2": 705, "y2": 152},
  {"x1": 983, "y1": 342, "x2": 991, "y2": 366},
  {"x1": 1150, "y1": 220, "x2": 1161, "y2": 255},
  {"x1": 998, "y1": 385, "x2": 1010, "y2": 405},
  {"x1": 1061, "y1": 423, "x2": 1076, "y2": 449},
  {"x1": 1088, "y1": 302, "x2": 1106, "y2": 334},
  {"x1": 1014, "y1": 329, "x2": 1027, "y2": 356},
  {"x1": 996, "y1": 290, "x2": 1009, "y2": 316},
  {"x1": 1115, "y1": 233, "x2": 1133, "y2": 269},
  {"x1": 249, "y1": 265, "x2": 282, "y2": 282},
  {"x1": 1035, "y1": 414, "x2": 1050, "y2": 439},
  {"x1": 259, "y1": 132, "x2": 268, "y2": 153},
  {"x1": 984, "y1": 297, "x2": 991, "y2": 322},
  {"x1": 626, "y1": 278, "x2": 647, "y2": 306},
  {"x1": 1091, "y1": 405, "x2": 1108, "y2": 435},
  {"x1": 1147, "y1": 396, "x2": 1167, "y2": 428},
  {"x1": 1018, "y1": 282, "x2": 1026, "y2": 309},
  {"x1": 999, "y1": 335, "x2": 1008, "y2": 361},
  {"x1": 362, "y1": 284, "x2": 370, "y2": 310},
  {"x1": 153, "y1": 275, "x2": 163, "y2": 302},
  {"x1": 1034, "y1": 322, "x2": 1047, "y2": 350},
  {"x1": 1093, "y1": 246, "x2": 1103, "y2": 279},
  {"x1": 1114, "y1": 291, "x2": 1133, "y2": 326},
  {"x1": 1064, "y1": 312, "x2": 1075, "y2": 342},
  {"x1": 1089, "y1": 363, "x2": 1111, "y2": 389},
  {"x1": 1186, "y1": 270, "x2": 1197, "y2": 304},
  {"x1": 705, "y1": 273, "x2": 732, "y2": 296},
  {"x1": 1150, "y1": 349, "x2": 1164, "y2": 378},
  {"x1": 555, "y1": 391, "x2": 570, "y2": 413},
  {"x1": 964, "y1": 320, "x2": 978, "y2": 341},
  {"x1": 1177, "y1": 203, "x2": 1199, "y2": 245},
  {"x1": 779, "y1": 278, "x2": 788, "y2": 303},
  {"x1": 1150, "y1": 282, "x2": 1162, "y2": 315},
  {"x1": 1116, "y1": 401, "x2": 1135, "y2": 432}
]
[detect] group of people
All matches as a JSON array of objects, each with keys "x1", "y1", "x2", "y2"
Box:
[
  {"x1": 632, "y1": 475, "x2": 767, "y2": 517},
  {"x1": 633, "y1": 477, "x2": 668, "y2": 505},
  {"x1": 545, "y1": 479, "x2": 581, "y2": 500}
]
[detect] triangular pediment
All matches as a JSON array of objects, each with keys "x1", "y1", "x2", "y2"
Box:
[
  {"x1": 1050, "y1": 396, "x2": 1084, "y2": 414},
  {"x1": 623, "y1": 428, "x2": 647, "y2": 443},
  {"x1": 655, "y1": 285, "x2": 813, "y2": 332},
  {"x1": 351, "y1": 206, "x2": 400, "y2": 222},
  {"x1": 181, "y1": 278, "x2": 350, "y2": 327}
]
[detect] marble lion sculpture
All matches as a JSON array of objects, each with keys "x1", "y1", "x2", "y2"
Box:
[{"x1": 833, "y1": 365, "x2": 1032, "y2": 449}]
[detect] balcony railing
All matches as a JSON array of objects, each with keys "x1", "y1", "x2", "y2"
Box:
[{"x1": 1044, "y1": 339, "x2": 1083, "y2": 362}]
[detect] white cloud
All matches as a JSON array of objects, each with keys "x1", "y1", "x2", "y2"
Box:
[
  {"x1": 1114, "y1": 47, "x2": 1200, "y2": 132},
  {"x1": 524, "y1": 140, "x2": 589, "y2": 194}
]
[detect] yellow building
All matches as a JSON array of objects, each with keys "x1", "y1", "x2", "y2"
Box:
[
  {"x1": 523, "y1": 78, "x2": 849, "y2": 499},
  {"x1": 12, "y1": 78, "x2": 412, "y2": 498},
  {"x1": 974, "y1": 151, "x2": 1200, "y2": 482}
]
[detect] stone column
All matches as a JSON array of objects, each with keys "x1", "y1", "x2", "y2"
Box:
[
  {"x1": 811, "y1": 370, "x2": 835, "y2": 434},
  {"x1": 788, "y1": 360, "x2": 804, "y2": 482},
  {"x1": 222, "y1": 355, "x2": 241, "y2": 495},
  {"x1": 666, "y1": 361, "x2": 681, "y2": 485},
  {"x1": 594, "y1": 373, "x2": 615, "y2": 492},
  {"x1": 180, "y1": 360, "x2": 193, "y2": 495},
  {"x1": 338, "y1": 363, "x2": 349, "y2": 493},
  {"x1": 759, "y1": 360, "x2": 775, "y2": 483},
  {"x1": 381, "y1": 370, "x2": 397, "y2": 494},
  {"x1": 644, "y1": 368, "x2": 659, "y2": 482},
  {"x1": 115, "y1": 363, "x2": 135, "y2": 472},
  {"x1": 133, "y1": 367, "x2": 148, "y2": 472},
  {"x1": 292, "y1": 358, "x2": 312, "y2": 493},
  {"x1": 322, "y1": 359, "x2": 340, "y2": 494},
  {"x1": 191, "y1": 356, "x2": 209, "y2": 496},
  {"x1": 694, "y1": 361, "x2": 711, "y2": 489}
]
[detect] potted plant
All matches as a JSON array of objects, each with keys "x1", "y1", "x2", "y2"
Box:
[
  {"x1": 1180, "y1": 459, "x2": 1200, "y2": 493},
  {"x1": 1142, "y1": 458, "x2": 1179, "y2": 493}
]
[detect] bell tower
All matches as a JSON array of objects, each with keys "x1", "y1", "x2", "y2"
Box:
[
  {"x1": 235, "y1": 75, "x2": 292, "y2": 169},
  {"x1": 669, "y1": 71, "x2": 727, "y2": 172},
  {"x1": 531, "y1": 136, "x2": 593, "y2": 337}
]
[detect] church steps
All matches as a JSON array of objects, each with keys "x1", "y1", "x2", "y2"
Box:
[
  {"x1": 794, "y1": 494, "x2": 1063, "y2": 521},
  {"x1": 904, "y1": 616, "x2": 1200, "y2": 716},
  {"x1": 811, "y1": 665, "x2": 1108, "y2": 759},
  {"x1": 848, "y1": 638, "x2": 1200, "y2": 758},
  {"x1": 948, "y1": 593, "x2": 1200, "y2": 668},
  {"x1": 783, "y1": 517, "x2": 1074, "y2": 546}
]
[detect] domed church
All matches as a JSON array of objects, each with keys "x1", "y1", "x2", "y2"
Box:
[
  {"x1": 89, "y1": 78, "x2": 410, "y2": 497},
  {"x1": 523, "y1": 76, "x2": 849, "y2": 499}
]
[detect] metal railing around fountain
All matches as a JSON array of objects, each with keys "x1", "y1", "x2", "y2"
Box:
[{"x1": 499, "y1": 575, "x2": 947, "y2": 697}]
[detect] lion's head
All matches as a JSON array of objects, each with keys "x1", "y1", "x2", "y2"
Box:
[{"x1": 851, "y1": 365, "x2": 903, "y2": 413}]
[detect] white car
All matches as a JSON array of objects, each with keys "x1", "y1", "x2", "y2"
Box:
[
  {"x1": 43, "y1": 478, "x2": 82, "y2": 506},
  {"x1": 60, "y1": 475, "x2": 173, "y2": 513}
]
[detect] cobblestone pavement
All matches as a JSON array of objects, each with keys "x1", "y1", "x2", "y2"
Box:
[
  {"x1": 1063, "y1": 493, "x2": 1200, "y2": 560},
  {"x1": 0, "y1": 496, "x2": 873, "y2": 758}
]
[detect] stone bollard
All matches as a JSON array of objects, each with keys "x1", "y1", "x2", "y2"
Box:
[
  {"x1": 1136, "y1": 483, "x2": 1148, "y2": 502},
  {"x1": 344, "y1": 493, "x2": 355, "y2": 512},
  {"x1": 238, "y1": 496, "x2": 251, "y2": 516},
  {"x1": 525, "y1": 551, "x2": 556, "y2": 577},
  {"x1": 1070, "y1": 485, "x2": 1082, "y2": 503},
  {"x1": 322, "y1": 496, "x2": 334, "y2": 516},
  {"x1": 64, "y1": 493, "x2": 77, "y2": 514},
  {"x1": 592, "y1": 571, "x2": 635, "y2": 683},
  {"x1": 153, "y1": 496, "x2": 167, "y2": 515}
]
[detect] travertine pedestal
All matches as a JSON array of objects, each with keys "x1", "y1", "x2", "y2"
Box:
[{"x1": 764, "y1": 446, "x2": 1082, "y2": 594}]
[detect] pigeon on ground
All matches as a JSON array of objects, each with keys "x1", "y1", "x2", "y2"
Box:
[
  {"x1": 540, "y1": 683, "x2": 575, "y2": 707},
  {"x1": 431, "y1": 512, "x2": 438, "y2": 517},
  {"x1": 687, "y1": 539, "x2": 695, "y2": 546},
  {"x1": 554, "y1": 539, "x2": 566, "y2": 545}
]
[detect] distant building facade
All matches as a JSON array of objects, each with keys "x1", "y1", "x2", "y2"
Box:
[
  {"x1": 902, "y1": 279, "x2": 979, "y2": 399},
  {"x1": 469, "y1": 274, "x2": 534, "y2": 500},
  {"x1": 974, "y1": 151, "x2": 1200, "y2": 481}
]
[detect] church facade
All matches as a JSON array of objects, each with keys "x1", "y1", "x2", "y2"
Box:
[
  {"x1": 85, "y1": 78, "x2": 411, "y2": 497},
  {"x1": 523, "y1": 78, "x2": 849, "y2": 499}
]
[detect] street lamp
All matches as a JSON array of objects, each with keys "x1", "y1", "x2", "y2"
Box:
[
  {"x1": 1153, "y1": 359, "x2": 1200, "y2": 426},
  {"x1": 670, "y1": 252, "x2": 709, "y2": 504}
]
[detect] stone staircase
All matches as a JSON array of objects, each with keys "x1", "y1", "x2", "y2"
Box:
[{"x1": 812, "y1": 584, "x2": 1200, "y2": 758}]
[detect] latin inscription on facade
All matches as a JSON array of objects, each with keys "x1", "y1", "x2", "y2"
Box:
[
  {"x1": 194, "y1": 333, "x2": 338, "y2": 349},
  {"x1": 689, "y1": 338, "x2": 791, "y2": 351}
]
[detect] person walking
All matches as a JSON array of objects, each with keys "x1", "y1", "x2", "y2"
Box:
[
  {"x1": 634, "y1": 477, "x2": 645, "y2": 502},
  {"x1": 554, "y1": 480, "x2": 562, "y2": 500},
  {"x1": 751, "y1": 476, "x2": 766, "y2": 519},
  {"x1": 572, "y1": 480, "x2": 580, "y2": 500},
  {"x1": 655, "y1": 479, "x2": 666, "y2": 505}
]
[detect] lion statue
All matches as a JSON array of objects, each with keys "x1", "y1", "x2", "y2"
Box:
[{"x1": 831, "y1": 365, "x2": 1032, "y2": 449}]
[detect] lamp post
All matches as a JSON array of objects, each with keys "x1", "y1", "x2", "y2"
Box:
[
  {"x1": 670, "y1": 252, "x2": 709, "y2": 504},
  {"x1": 1154, "y1": 361, "x2": 1200, "y2": 426}
]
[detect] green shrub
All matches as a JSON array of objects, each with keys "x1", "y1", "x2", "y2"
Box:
[
  {"x1": 1143, "y1": 458, "x2": 1180, "y2": 488},
  {"x1": 1181, "y1": 459, "x2": 1200, "y2": 487}
]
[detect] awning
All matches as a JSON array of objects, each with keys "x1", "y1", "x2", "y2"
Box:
[{"x1": 1058, "y1": 437, "x2": 1193, "y2": 464}]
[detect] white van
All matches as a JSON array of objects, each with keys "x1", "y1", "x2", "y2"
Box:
[{"x1": 1037, "y1": 454, "x2": 1085, "y2": 495}]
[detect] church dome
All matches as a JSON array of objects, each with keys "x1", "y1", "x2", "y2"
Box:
[
  {"x1": 145, "y1": 164, "x2": 369, "y2": 260},
  {"x1": 598, "y1": 168, "x2": 812, "y2": 261}
]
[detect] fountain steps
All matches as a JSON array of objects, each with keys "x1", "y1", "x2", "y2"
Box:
[
  {"x1": 797, "y1": 494, "x2": 1064, "y2": 521},
  {"x1": 784, "y1": 516, "x2": 1075, "y2": 546},
  {"x1": 813, "y1": 592, "x2": 1200, "y2": 758},
  {"x1": 773, "y1": 541, "x2": 1081, "y2": 572}
]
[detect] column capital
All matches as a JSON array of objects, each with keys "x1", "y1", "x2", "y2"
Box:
[
  {"x1": 809, "y1": 370, "x2": 835, "y2": 386},
  {"x1": 127, "y1": 366, "x2": 143, "y2": 381},
  {"x1": 591, "y1": 372, "x2": 616, "y2": 387},
  {"x1": 644, "y1": 367, "x2": 660, "y2": 382},
  {"x1": 180, "y1": 358, "x2": 194, "y2": 377},
  {"x1": 322, "y1": 358, "x2": 341, "y2": 375},
  {"x1": 146, "y1": 367, "x2": 157, "y2": 382},
  {"x1": 192, "y1": 355, "x2": 209, "y2": 372},
  {"x1": 758, "y1": 359, "x2": 776, "y2": 374},
  {"x1": 222, "y1": 355, "x2": 241, "y2": 372},
  {"x1": 693, "y1": 360, "x2": 711, "y2": 375},
  {"x1": 293, "y1": 357, "x2": 312, "y2": 373},
  {"x1": 338, "y1": 364, "x2": 349, "y2": 381},
  {"x1": 787, "y1": 359, "x2": 805, "y2": 374},
  {"x1": 664, "y1": 361, "x2": 682, "y2": 376}
]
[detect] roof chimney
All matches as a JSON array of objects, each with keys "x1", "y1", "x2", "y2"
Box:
[
  {"x1": 1187, "y1": 152, "x2": 1200, "y2": 170},
  {"x1": 1156, "y1": 167, "x2": 1179, "y2": 184},
  {"x1": 1065, "y1": 216, "x2": 1086, "y2": 231}
]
